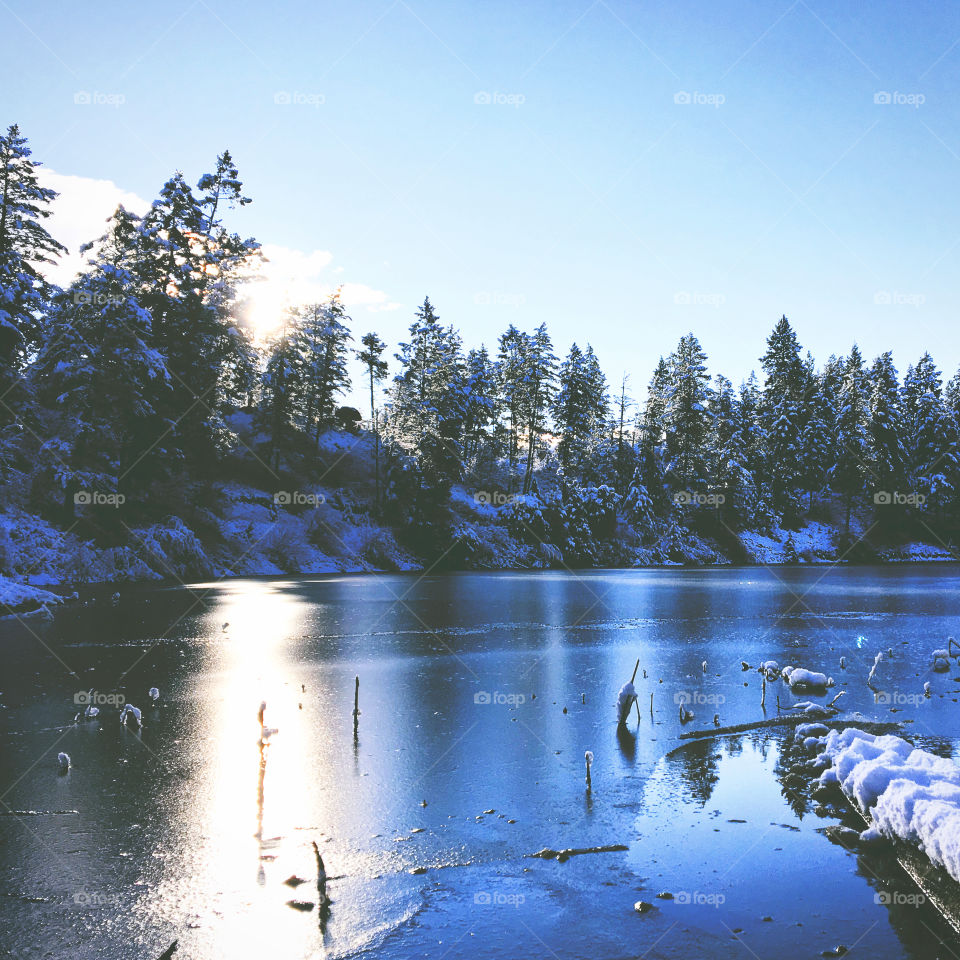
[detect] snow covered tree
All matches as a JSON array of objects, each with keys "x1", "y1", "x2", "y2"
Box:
[
  {"x1": 663, "y1": 333, "x2": 710, "y2": 493},
  {"x1": 0, "y1": 124, "x2": 66, "y2": 438},
  {"x1": 260, "y1": 310, "x2": 302, "y2": 472},
  {"x1": 519, "y1": 323, "x2": 557, "y2": 494},
  {"x1": 866, "y1": 351, "x2": 906, "y2": 499},
  {"x1": 901, "y1": 354, "x2": 959, "y2": 512},
  {"x1": 134, "y1": 157, "x2": 259, "y2": 473},
  {"x1": 461, "y1": 345, "x2": 497, "y2": 468},
  {"x1": 494, "y1": 325, "x2": 526, "y2": 478},
  {"x1": 705, "y1": 375, "x2": 757, "y2": 524},
  {"x1": 799, "y1": 357, "x2": 838, "y2": 509},
  {"x1": 293, "y1": 293, "x2": 352, "y2": 445},
  {"x1": 30, "y1": 212, "x2": 168, "y2": 514},
  {"x1": 830, "y1": 345, "x2": 871, "y2": 536},
  {"x1": 358, "y1": 331, "x2": 389, "y2": 504},
  {"x1": 759, "y1": 315, "x2": 809, "y2": 518},
  {"x1": 387, "y1": 297, "x2": 466, "y2": 507},
  {"x1": 553, "y1": 343, "x2": 608, "y2": 477}
]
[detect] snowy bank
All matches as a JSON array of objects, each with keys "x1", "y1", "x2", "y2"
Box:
[
  {"x1": 0, "y1": 575, "x2": 61, "y2": 618},
  {"x1": 815, "y1": 728, "x2": 960, "y2": 883}
]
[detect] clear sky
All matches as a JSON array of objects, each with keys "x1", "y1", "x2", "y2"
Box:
[{"x1": 4, "y1": 0, "x2": 960, "y2": 411}]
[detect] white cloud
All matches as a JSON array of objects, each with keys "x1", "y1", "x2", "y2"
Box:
[{"x1": 37, "y1": 169, "x2": 149, "y2": 287}]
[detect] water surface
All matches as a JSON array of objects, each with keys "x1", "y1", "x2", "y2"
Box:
[{"x1": 2, "y1": 566, "x2": 959, "y2": 958}]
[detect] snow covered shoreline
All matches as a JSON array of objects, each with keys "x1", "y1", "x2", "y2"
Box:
[{"x1": 0, "y1": 485, "x2": 955, "y2": 610}]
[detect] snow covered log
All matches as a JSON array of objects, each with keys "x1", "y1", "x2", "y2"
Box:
[{"x1": 816, "y1": 728, "x2": 960, "y2": 884}]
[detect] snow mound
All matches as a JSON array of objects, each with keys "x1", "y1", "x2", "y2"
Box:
[
  {"x1": 817, "y1": 727, "x2": 960, "y2": 882},
  {"x1": 782, "y1": 665, "x2": 834, "y2": 690}
]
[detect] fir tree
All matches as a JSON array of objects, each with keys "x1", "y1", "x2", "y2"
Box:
[
  {"x1": 358, "y1": 331, "x2": 389, "y2": 505},
  {"x1": 0, "y1": 124, "x2": 66, "y2": 436}
]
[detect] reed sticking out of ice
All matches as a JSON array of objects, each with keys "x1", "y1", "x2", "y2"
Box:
[
  {"x1": 867, "y1": 651, "x2": 883, "y2": 687},
  {"x1": 616, "y1": 659, "x2": 641, "y2": 727},
  {"x1": 584, "y1": 750, "x2": 593, "y2": 790},
  {"x1": 761, "y1": 674, "x2": 766, "y2": 710}
]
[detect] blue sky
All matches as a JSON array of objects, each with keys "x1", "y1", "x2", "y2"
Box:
[{"x1": 4, "y1": 0, "x2": 960, "y2": 410}]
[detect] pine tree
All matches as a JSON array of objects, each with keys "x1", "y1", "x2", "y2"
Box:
[
  {"x1": 495, "y1": 324, "x2": 526, "y2": 481},
  {"x1": 554, "y1": 343, "x2": 608, "y2": 476},
  {"x1": 866, "y1": 351, "x2": 906, "y2": 499},
  {"x1": 260, "y1": 310, "x2": 301, "y2": 472},
  {"x1": 830, "y1": 345, "x2": 870, "y2": 536},
  {"x1": 759, "y1": 315, "x2": 808, "y2": 518},
  {"x1": 461, "y1": 345, "x2": 497, "y2": 468},
  {"x1": 663, "y1": 333, "x2": 710, "y2": 492},
  {"x1": 358, "y1": 331, "x2": 389, "y2": 504},
  {"x1": 0, "y1": 124, "x2": 66, "y2": 436},
  {"x1": 387, "y1": 297, "x2": 465, "y2": 505},
  {"x1": 520, "y1": 323, "x2": 557, "y2": 494},
  {"x1": 902, "y1": 354, "x2": 959, "y2": 511},
  {"x1": 30, "y1": 216, "x2": 168, "y2": 515},
  {"x1": 294, "y1": 293, "x2": 352, "y2": 446}
]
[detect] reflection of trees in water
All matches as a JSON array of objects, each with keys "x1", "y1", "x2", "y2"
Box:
[
  {"x1": 772, "y1": 733, "x2": 816, "y2": 819},
  {"x1": 667, "y1": 739, "x2": 721, "y2": 807}
]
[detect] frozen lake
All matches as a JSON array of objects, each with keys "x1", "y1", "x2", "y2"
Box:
[{"x1": 2, "y1": 566, "x2": 959, "y2": 959}]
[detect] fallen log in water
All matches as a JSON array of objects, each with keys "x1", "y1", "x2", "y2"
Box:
[{"x1": 678, "y1": 713, "x2": 835, "y2": 739}]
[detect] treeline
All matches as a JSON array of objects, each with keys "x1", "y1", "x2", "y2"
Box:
[{"x1": 2, "y1": 123, "x2": 959, "y2": 564}]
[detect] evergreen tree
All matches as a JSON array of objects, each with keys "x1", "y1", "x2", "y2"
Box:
[
  {"x1": 759, "y1": 315, "x2": 808, "y2": 517},
  {"x1": 520, "y1": 323, "x2": 557, "y2": 494},
  {"x1": 663, "y1": 333, "x2": 710, "y2": 492},
  {"x1": 260, "y1": 310, "x2": 301, "y2": 472},
  {"x1": 461, "y1": 345, "x2": 497, "y2": 468},
  {"x1": 554, "y1": 343, "x2": 607, "y2": 476},
  {"x1": 902, "y1": 354, "x2": 959, "y2": 511},
  {"x1": 830, "y1": 345, "x2": 870, "y2": 536},
  {"x1": 387, "y1": 297, "x2": 465, "y2": 505},
  {"x1": 294, "y1": 293, "x2": 352, "y2": 445},
  {"x1": 0, "y1": 124, "x2": 66, "y2": 436},
  {"x1": 358, "y1": 331, "x2": 389, "y2": 504},
  {"x1": 866, "y1": 351, "x2": 906, "y2": 498},
  {"x1": 30, "y1": 219, "x2": 168, "y2": 514}
]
